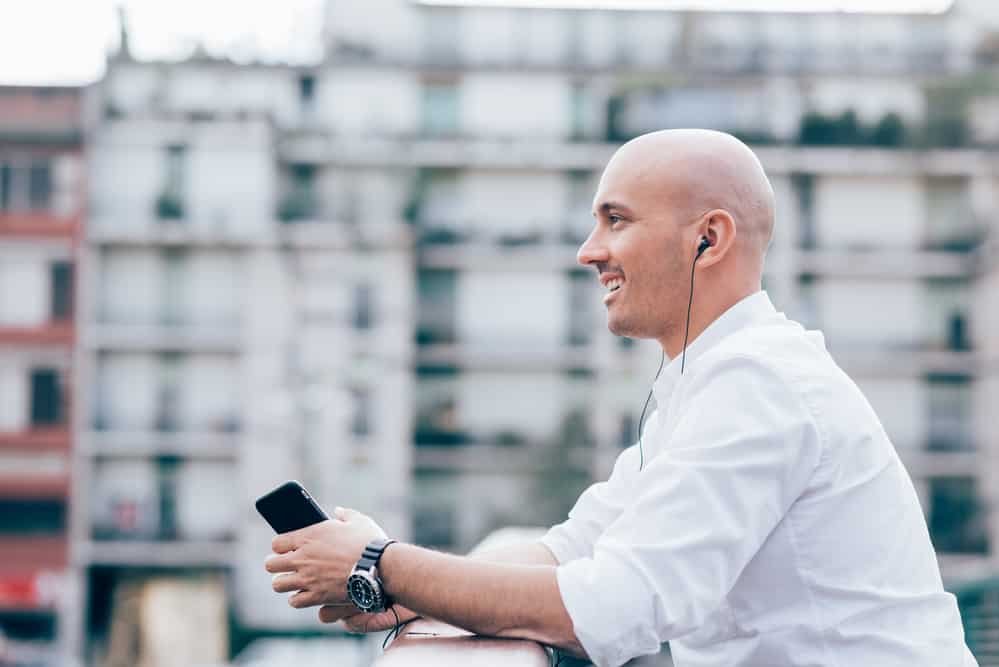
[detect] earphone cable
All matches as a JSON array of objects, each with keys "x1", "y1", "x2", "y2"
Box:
[{"x1": 637, "y1": 248, "x2": 701, "y2": 471}]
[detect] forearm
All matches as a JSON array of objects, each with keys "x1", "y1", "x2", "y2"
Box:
[{"x1": 379, "y1": 542, "x2": 585, "y2": 657}]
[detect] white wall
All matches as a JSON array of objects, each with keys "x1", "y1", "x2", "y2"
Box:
[
  {"x1": 814, "y1": 176, "x2": 923, "y2": 249},
  {"x1": 457, "y1": 271, "x2": 567, "y2": 346},
  {"x1": 462, "y1": 9, "x2": 518, "y2": 65},
  {"x1": 99, "y1": 353, "x2": 158, "y2": 430},
  {"x1": 175, "y1": 461, "x2": 237, "y2": 539},
  {"x1": 0, "y1": 364, "x2": 26, "y2": 431},
  {"x1": 461, "y1": 74, "x2": 570, "y2": 139},
  {"x1": 100, "y1": 250, "x2": 160, "y2": 325},
  {"x1": 319, "y1": 70, "x2": 420, "y2": 137},
  {"x1": 816, "y1": 279, "x2": 922, "y2": 348},
  {"x1": 461, "y1": 170, "x2": 566, "y2": 237},
  {"x1": 458, "y1": 372, "x2": 565, "y2": 440},
  {"x1": 855, "y1": 378, "x2": 926, "y2": 450},
  {"x1": 178, "y1": 355, "x2": 239, "y2": 432},
  {"x1": 182, "y1": 252, "x2": 241, "y2": 326},
  {"x1": 187, "y1": 124, "x2": 274, "y2": 235},
  {"x1": 0, "y1": 253, "x2": 48, "y2": 326}
]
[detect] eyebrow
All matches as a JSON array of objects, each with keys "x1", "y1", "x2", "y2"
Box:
[{"x1": 594, "y1": 201, "x2": 634, "y2": 217}]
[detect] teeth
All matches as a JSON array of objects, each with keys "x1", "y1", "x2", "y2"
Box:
[{"x1": 606, "y1": 278, "x2": 623, "y2": 292}]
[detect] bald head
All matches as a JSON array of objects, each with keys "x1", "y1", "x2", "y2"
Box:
[{"x1": 602, "y1": 129, "x2": 776, "y2": 267}]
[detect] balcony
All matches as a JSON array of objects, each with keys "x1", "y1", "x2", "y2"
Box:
[
  {"x1": 0, "y1": 321, "x2": 74, "y2": 346},
  {"x1": 279, "y1": 133, "x2": 994, "y2": 177},
  {"x1": 79, "y1": 539, "x2": 236, "y2": 567},
  {"x1": 0, "y1": 212, "x2": 79, "y2": 239},
  {"x1": 795, "y1": 248, "x2": 978, "y2": 279},
  {"x1": 87, "y1": 320, "x2": 241, "y2": 352},
  {"x1": 415, "y1": 342, "x2": 596, "y2": 371},
  {"x1": 0, "y1": 536, "x2": 67, "y2": 574},
  {"x1": 82, "y1": 429, "x2": 239, "y2": 460},
  {"x1": 0, "y1": 427, "x2": 70, "y2": 452},
  {"x1": 830, "y1": 345, "x2": 979, "y2": 377}
]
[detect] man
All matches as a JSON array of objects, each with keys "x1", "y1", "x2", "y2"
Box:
[{"x1": 265, "y1": 129, "x2": 976, "y2": 666}]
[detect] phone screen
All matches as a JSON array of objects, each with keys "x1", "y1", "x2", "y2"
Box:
[{"x1": 255, "y1": 480, "x2": 329, "y2": 534}]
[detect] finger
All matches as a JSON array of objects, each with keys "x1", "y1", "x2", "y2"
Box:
[
  {"x1": 318, "y1": 604, "x2": 355, "y2": 624},
  {"x1": 289, "y1": 589, "x2": 320, "y2": 609},
  {"x1": 347, "y1": 614, "x2": 387, "y2": 633},
  {"x1": 272, "y1": 530, "x2": 304, "y2": 555},
  {"x1": 271, "y1": 573, "x2": 302, "y2": 594},
  {"x1": 264, "y1": 552, "x2": 296, "y2": 574},
  {"x1": 333, "y1": 506, "x2": 350, "y2": 521}
]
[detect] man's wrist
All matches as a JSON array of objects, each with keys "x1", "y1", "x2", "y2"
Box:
[{"x1": 374, "y1": 540, "x2": 409, "y2": 605}]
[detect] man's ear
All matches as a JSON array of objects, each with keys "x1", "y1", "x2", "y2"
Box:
[{"x1": 696, "y1": 209, "x2": 736, "y2": 267}]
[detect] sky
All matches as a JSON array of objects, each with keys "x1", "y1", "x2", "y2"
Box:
[
  {"x1": 0, "y1": 0, "x2": 325, "y2": 86},
  {"x1": 0, "y1": 0, "x2": 970, "y2": 86}
]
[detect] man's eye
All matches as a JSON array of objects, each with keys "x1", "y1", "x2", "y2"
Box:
[{"x1": 609, "y1": 215, "x2": 623, "y2": 226}]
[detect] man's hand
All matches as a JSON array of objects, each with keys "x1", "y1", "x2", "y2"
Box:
[
  {"x1": 318, "y1": 603, "x2": 421, "y2": 632},
  {"x1": 265, "y1": 507, "x2": 387, "y2": 609}
]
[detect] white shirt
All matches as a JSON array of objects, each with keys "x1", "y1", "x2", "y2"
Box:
[{"x1": 542, "y1": 291, "x2": 976, "y2": 667}]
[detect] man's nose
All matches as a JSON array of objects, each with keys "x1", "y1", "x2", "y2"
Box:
[{"x1": 577, "y1": 227, "x2": 609, "y2": 267}]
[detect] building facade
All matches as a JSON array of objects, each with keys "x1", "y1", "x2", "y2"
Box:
[
  {"x1": 0, "y1": 86, "x2": 83, "y2": 666},
  {"x1": 55, "y1": 0, "x2": 999, "y2": 664}
]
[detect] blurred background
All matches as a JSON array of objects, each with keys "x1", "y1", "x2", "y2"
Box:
[{"x1": 2, "y1": 0, "x2": 999, "y2": 665}]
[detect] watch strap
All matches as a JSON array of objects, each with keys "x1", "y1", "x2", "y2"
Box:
[{"x1": 354, "y1": 538, "x2": 397, "y2": 572}]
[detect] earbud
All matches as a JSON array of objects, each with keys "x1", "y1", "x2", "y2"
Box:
[{"x1": 696, "y1": 236, "x2": 711, "y2": 257}]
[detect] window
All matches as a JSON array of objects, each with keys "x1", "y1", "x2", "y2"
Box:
[
  {"x1": 0, "y1": 499, "x2": 65, "y2": 535},
  {"x1": 570, "y1": 82, "x2": 588, "y2": 140},
  {"x1": 157, "y1": 145, "x2": 187, "y2": 220},
  {"x1": 155, "y1": 353, "x2": 181, "y2": 432},
  {"x1": 424, "y1": 8, "x2": 459, "y2": 63},
  {"x1": 50, "y1": 261, "x2": 73, "y2": 321},
  {"x1": 926, "y1": 374, "x2": 973, "y2": 452},
  {"x1": 298, "y1": 74, "x2": 316, "y2": 107},
  {"x1": 416, "y1": 269, "x2": 456, "y2": 344},
  {"x1": 0, "y1": 162, "x2": 11, "y2": 210},
  {"x1": 278, "y1": 163, "x2": 318, "y2": 222},
  {"x1": 350, "y1": 388, "x2": 371, "y2": 438},
  {"x1": 353, "y1": 283, "x2": 374, "y2": 330},
  {"x1": 568, "y1": 269, "x2": 592, "y2": 346},
  {"x1": 422, "y1": 82, "x2": 460, "y2": 137},
  {"x1": 619, "y1": 413, "x2": 637, "y2": 448},
  {"x1": 928, "y1": 476, "x2": 989, "y2": 554},
  {"x1": 30, "y1": 368, "x2": 62, "y2": 426},
  {"x1": 792, "y1": 173, "x2": 816, "y2": 249},
  {"x1": 28, "y1": 161, "x2": 52, "y2": 209},
  {"x1": 165, "y1": 145, "x2": 186, "y2": 196}
]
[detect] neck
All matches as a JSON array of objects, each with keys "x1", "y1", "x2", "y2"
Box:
[{"x1": 658, "y1": 285, "x2": 758, "y2": 361}]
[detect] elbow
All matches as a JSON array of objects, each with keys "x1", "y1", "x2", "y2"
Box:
[{"x1": 495, "y1": 623, "x2": 588, "y2": 661}]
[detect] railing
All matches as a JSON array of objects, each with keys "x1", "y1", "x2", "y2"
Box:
[{"x1": 375, "y1": 528, "x2": 552, "y2": 667}]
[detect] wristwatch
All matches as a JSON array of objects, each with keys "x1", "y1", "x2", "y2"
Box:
[{"x1": 346, "y1": 538, "x2": 397, "y2": 613}]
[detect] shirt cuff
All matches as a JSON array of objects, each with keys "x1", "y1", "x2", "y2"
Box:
[
  {"x1": 540, "y1": 526, "x2": 576, "y2": 565},
  {"x1": 555, "y1": 554, "x2": 663, "y2": 667}
]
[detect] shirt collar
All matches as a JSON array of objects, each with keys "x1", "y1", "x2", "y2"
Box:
[{"x1": 652, "y1": 290, "x2": 779, "y2": 404}]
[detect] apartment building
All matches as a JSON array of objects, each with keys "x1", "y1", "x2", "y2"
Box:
[
  {"x1": 0, "y1": 86, "x2": 83, "y2": 666},
  {"x1": 315, "y1": 0, "x2": 999, "y2": 567},
  {"x1": 67, "y1": 46, "x2": 411, "y2": 663},
  {"x1": 58, "y1": 0, "x2": 999, "y2": 663}
]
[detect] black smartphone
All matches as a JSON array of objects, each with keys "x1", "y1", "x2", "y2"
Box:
[{"x1": 255, "y1": 480, "x2": 329, "y2": 534}]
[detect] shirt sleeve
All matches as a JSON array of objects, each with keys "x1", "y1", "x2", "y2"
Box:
[
  {"x1": 541, "y1": 413, "x2": 658, "y2": 564},
  {"x1": 553, "y1": 355, "x2": 823, "y2": 667}
]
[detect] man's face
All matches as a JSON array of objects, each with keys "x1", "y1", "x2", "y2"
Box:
[{"x1": 577, "y1": 156, "x2": 691, "y2": 342}]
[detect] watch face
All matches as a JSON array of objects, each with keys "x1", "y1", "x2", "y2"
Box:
[{"x1": 347, "y1": 573, "x2": 380, "y2": 611}]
